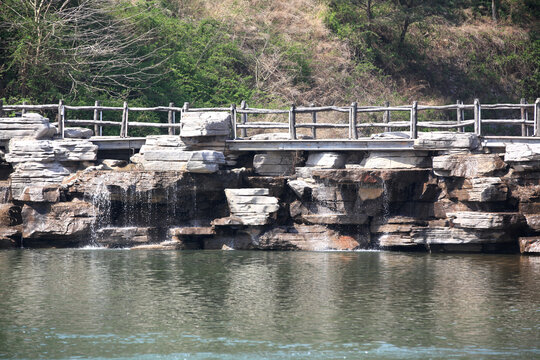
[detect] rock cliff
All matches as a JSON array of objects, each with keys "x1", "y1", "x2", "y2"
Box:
[{"x1": 0, "y1": 113, "x2": 539, "y2": 253}]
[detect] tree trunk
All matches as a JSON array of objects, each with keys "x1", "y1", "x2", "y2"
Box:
[
  {"x1": 399, "y1": 15, "x2": 410, "y2": 46},
  {"x1": 492, "y1": 0, "x2": 497, "y2": 22}
]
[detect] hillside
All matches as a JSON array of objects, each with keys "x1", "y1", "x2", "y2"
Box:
[{"x1": 0, "y1": 0, "x2": 538, "y2": 108}]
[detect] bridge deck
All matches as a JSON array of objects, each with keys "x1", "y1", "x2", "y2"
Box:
[{"x1": 87, "y1": 136, "x2": 540, "y2": 152}]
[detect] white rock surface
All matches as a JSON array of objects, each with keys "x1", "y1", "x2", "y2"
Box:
[
  {"x1": 306, "y1": 152, "x2": 346, "y2": 169},
  {"x1": 64, "y1": 127, "x2": 93, "y2": 139},
  {"x1": 6, "y1": 139, "x2": 97, "y2": 201},
  {"x1": 466, "y1": 177, "x2": 508, "y2": 202},
  {"x1": 447, "y1": 211, "x2": 524, "y2": 230},
  {"x1": 504, "y1": 143, "x2": 540, "y2": 171},
  {"x1": 504, "y1": 143, "x2": 540, "y2": 162},
  {"x1": 181, "y1": 111, "x2": 230, "y2": 137},
  {"x1": 6, "y1": 139, "x2": 97, "y2": 163},
  {"x1": 360, "y1": 151, "x2": 430, "y2": 169},
  {"x1": 433, "y1": 154, "x2": 506, "y2": 177},
  {"x1": 224, "y1": 188, "x2": 279, "y2": 225},
  {"x1": 145, "y1": 135, "x2": 189, "y2": 148},
  {"x1": 412, "y1": 227, "x2": 510, "y2": 244},
  {"x1": 133, "y1": 147, "x2": 225, "y2": 173},
  {"x1": 253, "y1": 152, "x2": 295, "y2": 176},
  {"x1": 414, "y1": 132, "x2": 480, "y2": 150},
  {"x1": 0, "y1": 113, "x2": 56, "y2": 140}
]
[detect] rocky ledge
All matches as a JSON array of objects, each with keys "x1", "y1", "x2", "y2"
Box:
[{"x1": 0, "y1": 112, "x2": 539, "y2": 254}]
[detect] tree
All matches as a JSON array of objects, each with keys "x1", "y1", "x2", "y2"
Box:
[{"x1": 0, "y1": 0, "x2": 165, "y2": 100}]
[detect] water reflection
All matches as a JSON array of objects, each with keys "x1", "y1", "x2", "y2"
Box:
[{"x1": 0, "y1": 250, "x2": 538, "y2": 359}]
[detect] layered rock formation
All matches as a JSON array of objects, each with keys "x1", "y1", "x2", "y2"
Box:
[{"x1": 0, "y1": 114, "x2": 538, "y2": 255}]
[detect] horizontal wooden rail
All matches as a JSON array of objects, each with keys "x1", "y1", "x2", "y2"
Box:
[{"x1": 2, "y1": 98, "x2": 539, "y2": 140}]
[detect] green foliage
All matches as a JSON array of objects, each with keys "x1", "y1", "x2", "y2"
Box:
[
  {"x1": 324, "y1": 0, "x2": 539, "y2": 102},
  {"x1": 0, "y1": 0, "x2": 260, "y2": 111}
]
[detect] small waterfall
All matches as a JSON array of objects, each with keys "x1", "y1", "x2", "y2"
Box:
[
  {"x1": 146, "y1": 189, "x2": 154, "y2": 226},
  {"x1": 377, "y1": 176, "x2": 391, "y2": 249},
  {"x1": 87, "y1": 179, "x2": 111, "y2": 245},
  {"x1": 381, "y1": 177, "x2": 390, "y2": 222}
]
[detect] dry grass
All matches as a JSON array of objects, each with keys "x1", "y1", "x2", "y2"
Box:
[{"x1": 187, "y1": 0, "x2": 396, "y2": 107}]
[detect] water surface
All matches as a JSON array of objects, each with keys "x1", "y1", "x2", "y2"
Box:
[{"x1": 0, "y1": 250, "x2": 538, "y2": 359}]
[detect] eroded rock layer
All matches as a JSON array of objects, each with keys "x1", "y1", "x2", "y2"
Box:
[{"x1": 0, "y1": 115, "x2": 538, "y2": 253}]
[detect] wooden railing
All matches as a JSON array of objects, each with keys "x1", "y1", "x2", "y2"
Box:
[{"x1": 1, "y1": 98, "x2": 539, "y2": 139}]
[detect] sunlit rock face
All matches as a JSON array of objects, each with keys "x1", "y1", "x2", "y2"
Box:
[
  {"x1": 0, "y1": 113, "x2": 56, "y2": 140},
  {"x1": 0, "y1": 120, "x2": 539, "y2": 252}
]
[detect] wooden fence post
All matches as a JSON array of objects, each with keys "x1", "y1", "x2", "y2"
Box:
[
  {"x1": 168, "y1": 102, "x2": 175, "y2": 135},
  {"x1": 383, "y1": 101, "x2": 390, "y2": 133},
  {"x1": 410, "y1": 101, "x2": 418, "y2": 139},
  {"x1": 289, "y1": 104, "x2": 296, "y2": 140},
  {"x1": 0, "y1": 99, "x2": 4, "y2": 117},
  {"x1": 93, "y1": 100, "x2": 100, "y2": 136},
  {"x1": 240, "y1": 100, "x2": 247, "y2": 138},
  {"x1": 57, "y1": 99, "x2": 65, "y2": 139},
  {"x1": 310, "y1": 103, "x2": 317, "y2": 139},
  {"x1": 120, "y1": 101, "x2": 128, "y2": 138},
  {"x1": 21, "y1": 101, "x2": 27, "y2": 115},
  {"x1": 534, "y1": 98, "x2": 540, "y2": 137},
  {"x1": 181, "y1": 102, "x2": 189, "y2": 137},
  {"x1": 474, "y1": 98, "x2": 482, "y2": 136},
  {"x1": 520, "y1": 98, "x2": 527, "y2": 137},
  {"x1": 230, "y1": 103, "x2": 237, "y2": 140},
  {"x1": 456, "y1": 100, "x2": 463, "y2": 133},
  {"x1": 350, "y1": 102, "x2": 358, "y2": 139}
]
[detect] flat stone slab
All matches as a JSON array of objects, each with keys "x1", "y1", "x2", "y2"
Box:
[
  {"x1": 169, "y1": 227, "x2": 215, "y2": 237},
  {"x1": 433, "y1": 154, "x2": 506, "y2": 177},
  {"x1": 306, "y1": 152, "x2": 346, "y2": 169},
  {"x1": 504, "y1": 143, "x2": 540, "y2": 162},
  {"x1": 413, "y1": 132, "x2": 479, "y2": 150},
  {"x1": 519, "y1": 237, "x2": 540, "y2": 254},
  {"x1": 0, "y1": 113, "x2": 56, "y2": 140},
  {"x1": 412, "y1": 227, "x2": 512, "y2": 244},
  {"x1": 360, "y1": 151, "x2": 431, "y2": 169},
  {"x1": 96, "y1": 227, "x2": 159, "y2": 248},
  {"x1": 447, "y1": 211, "x2": 524, "y2": 230},
  {"x1": 448, "y1": 177, "x2": 508, "y2": 202},
  {"x1": 253, "y1": 152, "x2": 295, "y2": 176},
  {"x1": 181, "y1": 111, "x2": 230, "y2": 137},
  {"x1": 64, "y1": 127, "x2": 93, "y2": 139},
  {"x1": 224, "y1": 188, "x2": 279, "y2": 225}
]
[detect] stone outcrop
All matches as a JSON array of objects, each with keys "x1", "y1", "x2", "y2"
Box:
[
  {"x1": 6, "y1": 138, "x2": 97, "y2": 201},
  {"x1": 223, "y1": 188, "x2": 279, "y2": 225},
  {"x1": 447, "y1": 211, "x2": 524, "y2": 230},
  {"x1": 180, "y1": 111, "x2": 230, "y2": 137},
  {"x1": 504, "y1": 143, "x2": 540, "y2": 171},
  {"x1": 519, "y1": 237, "x2": 540, "y2": 254},
  {"x1": 433, "y1": 153, "x2": 506, "y2": 177},
  {"x1": 445, "y1": 177, "x2": 508, "y2": 202},
  {"x1": 21, "y1": 200, "x2": 95, "y2": 245},
  {"x1": 96, "y1": 227, "x2": 159, "y2": 248},
  {"x1": 413, "y1": 132, "x2": 480, "y2": 150},
  {"x1": 288, "y1": 167, "x2": 430, "y2": 226},
  {"x1": 360, "y1": 151, "x2": 431, "y2": 169},
  {"x1": 0, "y1": 113, "x2": 56, "y2": 140},
  {"x1": 412, "y1": 227, "x2": 512, "y2": 247},
  {"x1": 255, "y1": 224, "x2": 367, "y2": 251},
  {"x1": 253, "y1": 152, "x2": 296, "y2": 176},
  {"x1": 134, "y1": 147, "x2": 225, "y2": 173},
  {"x1": 1, "y1": 109, "x2": 539, "y2": 253},
  {"x1": 64, "y1": 127, "x2": 93, "y2": 139},
  {"x1": 305, "y1": 152, "x2": 346, "y2": 169}
]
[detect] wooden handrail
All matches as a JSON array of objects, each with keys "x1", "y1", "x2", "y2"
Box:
[{"x1": 1, "y1": 99, "x2": 538, "y2": 140}]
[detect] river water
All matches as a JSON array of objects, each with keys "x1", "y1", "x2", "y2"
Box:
[{"x1": 0, "y1": 250, "x2": 538, "y2": 359}]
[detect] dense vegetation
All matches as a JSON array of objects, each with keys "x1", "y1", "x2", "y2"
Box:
[{"x1": 0, "y1": 0, "x2": 538, "y2": 109}]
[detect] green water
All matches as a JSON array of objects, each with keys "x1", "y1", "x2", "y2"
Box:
[{"x1": 0, "y1": 250, "x2": 538, "y2": 359}]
